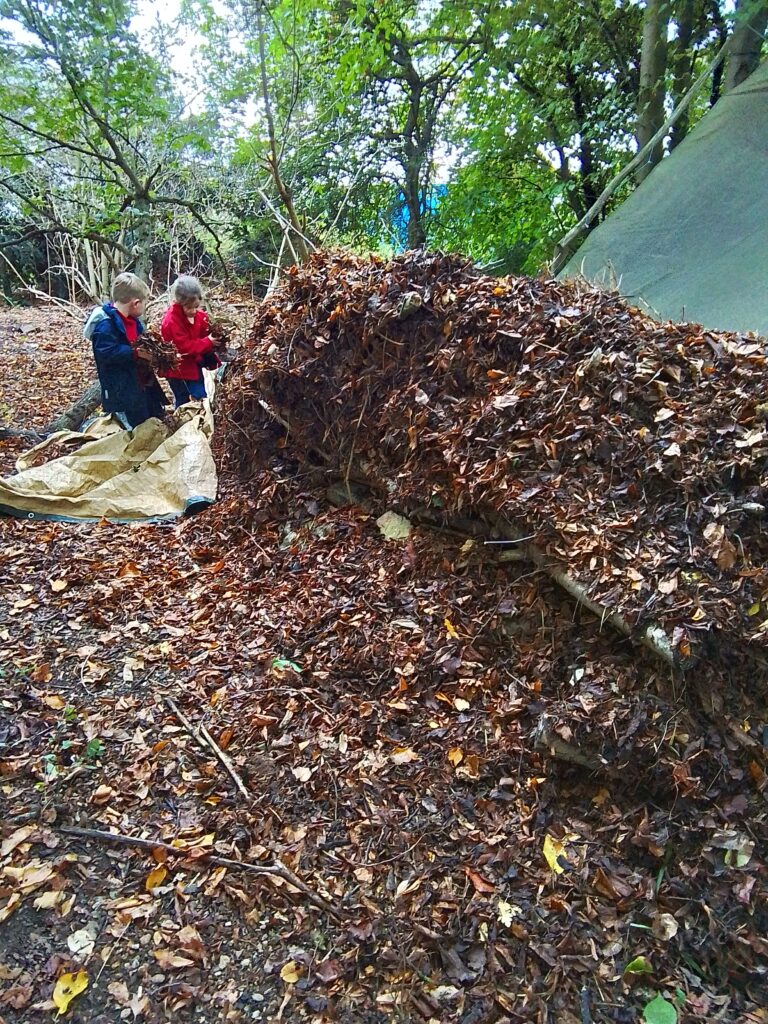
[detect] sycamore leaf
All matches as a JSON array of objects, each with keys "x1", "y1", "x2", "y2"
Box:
[{"x1": 53, "y1": 970, "x2": 88, "y2": 1015}]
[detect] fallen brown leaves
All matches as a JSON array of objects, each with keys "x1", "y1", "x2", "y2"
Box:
[
  {"x1": 221, "y1": 250, "x2": 768, "y2": 653},
  {"x1": 0, "y1": 283, "x2": 767, "y2": 1023}
]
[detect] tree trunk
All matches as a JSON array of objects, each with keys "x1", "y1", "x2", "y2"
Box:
[
  {"x1": 130, "y1": 197, "x2": 153, "y2": 281},
  {"x1": 404, "y1": 166, "x2": 426, "y2": 248},
  {"x1": 636, "y1": 0, "x2": 671, "y2": 184},
  {"x1": 707, "y1": 0, "x2": 729, "y2": 105},
  {"x1": 669, "y1": 0, "x2": 696, "y2": 149},
  {"x1": 724, "y1": 0, "x2": 768, "y2": 92}
]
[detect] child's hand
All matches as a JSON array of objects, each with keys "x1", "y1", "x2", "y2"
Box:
[{"x1": 134, "y1": 344, "x2": 152, "y2": 361}]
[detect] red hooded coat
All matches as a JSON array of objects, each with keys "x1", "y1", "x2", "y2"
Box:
[{"x1": 160, "y1": 303, "x2": 216, "y2": 380}]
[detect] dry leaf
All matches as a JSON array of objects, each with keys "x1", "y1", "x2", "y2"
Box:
[
  {"x1": 91, "y1": 785, "x2": 115, "y2": 805},
  {"x1": 652, "y1": 912, "x2": 679, "y2": 941},
  {"x1": 1, "y1": 825, "x2": 36, "y2": 857},
  {"x1": 465, "y1": 867, "x2": 495, "y2": 894},
  {"x1": 145, "y1": 866, "x2": 167, "y2": 891},
  {"x1": 117, "y1": 562, "x2": 142, "y2": 578},
  {"x1": 67, "y1": 926, "x2": 96, "y2": 959},
  {"x1": 0, "y1": 893, "x2": 22, "y2": 923},
  {"x1": 40, "y1": 692, "x2": 65, "y2": 708},
  {"x1": 52, "y1": 970, "x2": 88, "y2": 1015},
  {"x1": 390, "y1": 746, "x2": 419, "y2": 764},
  {"x1": 543, "y1": 835, "x2": 568, "y2": 874},
  {"x1": 30, "y1": 663, "x2": 53, "y2": 683},
  {"x1": 280, "y1": 960, "x2": 300, "y2": 984},
  {"x1": 153, "y1": 949, "x2": 194, "y2": 969}
]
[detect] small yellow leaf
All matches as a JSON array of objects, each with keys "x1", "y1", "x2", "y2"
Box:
[
  {"x1": 453, "y1": 697, "x2": 470, "y2": 711},
  {"x1": 50, "y1": 579, "x2": 68, "y2": 593},
  {"x1": 280, "y1": 960, "x2": 300, "y2": 984},
  {"x1": 543, "y1": 834, "x2": 567, "y2": 874},
  {"x1": 145, "y1": 866, "x2": 167, "y2": 891},
  {"x1": 53, "y1": 970, "x2": 88, "y2": 1015},
  {"x1": 41, "y1": 693, "x2": 65, "y2": 709},
  {"x1": 748, "y1": 603, "x2": 761, "y2": 616},
  {"x1": 447, "y1": 747, "x2": 464, "y2": 766},
  {"x1": 444, "y1": 618, "x2": 459, "y2": 639}
]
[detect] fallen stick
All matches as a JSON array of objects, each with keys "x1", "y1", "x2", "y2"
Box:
[
  {"x1": 165, "y1": 696, "x2": 250, "y2": 799},
  {"x1": 495, "y1": 523, "x2": 685, "y2": 669},
  {"x1": 58, "y1": 825, "x2": 340, "y2": 919},
  {"x1": 199, "y1": 723, "x2": 250, "y2": 800},
  {"x1": 413, "y1": 507, "x2": 687, "y2": 669}
]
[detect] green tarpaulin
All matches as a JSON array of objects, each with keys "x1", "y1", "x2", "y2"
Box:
[{"x1": 561, "y1": 60, "x2": 768, "y2": 337}]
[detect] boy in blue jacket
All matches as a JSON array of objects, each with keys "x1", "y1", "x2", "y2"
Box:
[{"x1": 84, "y1": 272, "x2": 166, "y2": 429}]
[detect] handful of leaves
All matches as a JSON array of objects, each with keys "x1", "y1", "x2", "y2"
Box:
[
  {"x1": 208, "y1": 316, "x2": 237, "y2": 358},
  {"x1": 139, "y1": 327, "x2": 179, "y2": 372}
]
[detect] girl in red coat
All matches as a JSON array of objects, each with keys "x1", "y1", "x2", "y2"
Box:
[{"x1": 161, "y1": 275, "x2": 219, "y2": 407}]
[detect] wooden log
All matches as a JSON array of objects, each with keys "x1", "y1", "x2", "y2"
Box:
[
  {"x1": 492, "y1": 521, "x2": 687, "y2": 668},
  {"x1": 44, "y1": 380, "x2": 102, "y2": 434}
]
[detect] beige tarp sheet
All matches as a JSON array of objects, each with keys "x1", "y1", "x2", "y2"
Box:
[{"x1": 0, "y1": 381, "x2": 217, "y2": 522}]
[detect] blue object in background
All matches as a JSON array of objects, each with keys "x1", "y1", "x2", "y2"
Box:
[{"x1": 392, "y1": 185, "x2": 448, "y2": 249}]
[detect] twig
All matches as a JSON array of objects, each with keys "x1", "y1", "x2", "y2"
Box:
[
  {"x1": 165, "y1": 696, "x2": 249, "y2": 799},
  {"x1": 199, "y1": 724, "x2": 250, "y2": 799},
  {"x1": 58, "y1": 825, "x2": 340, "y2": 919}
]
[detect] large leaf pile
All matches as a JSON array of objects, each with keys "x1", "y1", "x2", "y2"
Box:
[{"x1": 222, "y1": 250, "x2": 768, "y2": 655}]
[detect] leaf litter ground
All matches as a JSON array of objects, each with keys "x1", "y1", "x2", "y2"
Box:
[{"x1": 1, "y1": 267, "x2": 767, "y2": 1024}]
